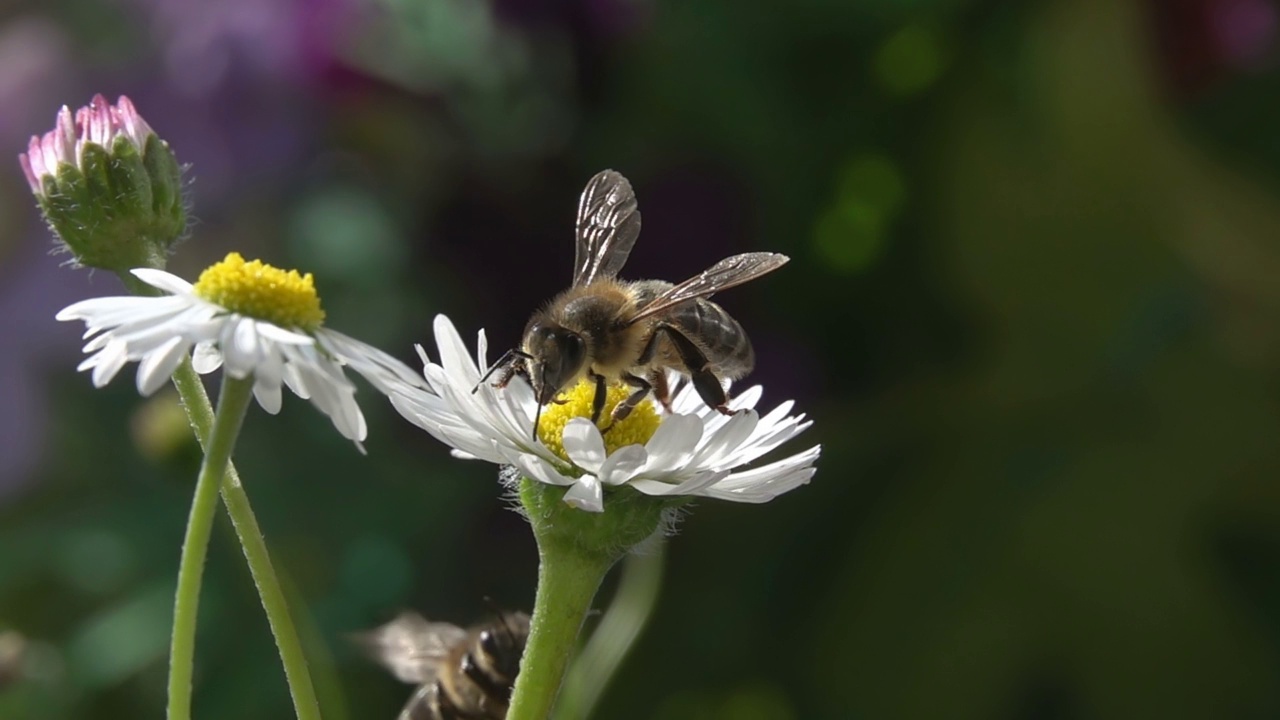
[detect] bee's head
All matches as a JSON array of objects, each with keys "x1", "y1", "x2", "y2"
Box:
[{"x1": 522, "y1": 319, "x2": 587, "y2": 406}]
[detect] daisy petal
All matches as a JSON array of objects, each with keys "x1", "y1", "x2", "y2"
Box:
[
  {"x1": 562, "y1": 418, "x2": 607, "y2": 473},
  {"x1": 596, "y1": 445, "x2": 647, "y2": 486},
  {"x1": 508, "y1": 454, "x2": 575, "y2": 487},
  {"x1": 254, "y1": 377, "x2": 283, "y2": 414},
  {"x1": 130, "y1": 268, "x2": 194, "y2": 295},
  {"x1": 563, "y1": 476, "x2": 604, "y2": 512},
  {"x1": 639, "y1": 414, "x2": 703, "y2": 475},
  {"x1": 135, "y1": 335, "x2": 189, "y2": 395},
  {"x1": 89, "y1": 339, "x2": 129, "y2": 387},
  {"x1": 433, "y1": 314, "x2": 481, "y2": 388},
  {"x1": 631, "y1": 469, "x2": 730, "y2": 497},
  {"x1": 191, "y1": 342, "x2": 223, "y2": 373}
]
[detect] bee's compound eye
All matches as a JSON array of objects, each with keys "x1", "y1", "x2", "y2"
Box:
[
  {"x1": 479, "y1": 630, "x2": 497, "y2": 653},
  {"x1": 532, "y1": 323, "x2": 556, "y2": 346},
  {"x1": 562, "y1": 333, "x2": 586, "y2": 372}
]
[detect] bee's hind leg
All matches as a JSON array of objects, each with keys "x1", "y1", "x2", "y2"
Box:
[
  {"x1": 653, "y1": 324, "x2": 733, "y2": 416},
  {"x1": 648, "y1": 370, "x2": 673, "y2": 413}
]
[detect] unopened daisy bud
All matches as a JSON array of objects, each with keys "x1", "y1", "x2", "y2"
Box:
[{"x1": 19, "y1": 94, "x2": 185, "y2": 271}]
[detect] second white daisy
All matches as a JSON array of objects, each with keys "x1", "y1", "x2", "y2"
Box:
[
  {"x1": 57, "y1": 252, "x2": 427, "y2": 445},
  {"x1": 390, "y1": 315, "x2": 819, "y2": 512}
]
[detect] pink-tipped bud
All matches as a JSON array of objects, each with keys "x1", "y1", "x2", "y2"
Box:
[{"x1": 17, "y1": 95, "x2": 186, "y2": 271}]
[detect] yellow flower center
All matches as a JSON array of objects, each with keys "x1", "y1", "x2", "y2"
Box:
[
  {"x1": 192, "y1": 252, "x2": 325, "y2": 331},
  {"x1": 537, "y1": 379, "x2": 661, "y2": 462}
]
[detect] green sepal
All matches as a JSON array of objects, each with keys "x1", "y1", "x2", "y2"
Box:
[
  {"x1": 519, "y1": 479, "x2": 669, "y2": 566},
  {"x1": 110, "y1": 134, "x2": 153, "y2": 222},
  {"x1": 141, "y1": 134, "x2": 186, "y2": 242},
  {"x1": 79, "y1": 144, "x2": 116, "y2": 217},
  {"x1": 41, "y1": 163, "x2": 98, "y2": 261}
]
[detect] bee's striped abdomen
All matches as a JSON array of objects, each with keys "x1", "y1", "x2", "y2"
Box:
[{"x1": 666, "y1": 298, "x2": 755, "y2": 379}]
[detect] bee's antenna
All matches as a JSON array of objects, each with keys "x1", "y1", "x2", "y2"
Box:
[
  {"x1": 481, "y1": 595, "x2": 501, "y2": 617},
  {"x1": 494, "y1": 608, "x2": 518, "y2": 643}
]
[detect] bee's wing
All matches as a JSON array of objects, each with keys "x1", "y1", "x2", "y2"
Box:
[
  {"x1": 397, "y1": 683, "x2": 441, "y2": 720},
  {"x1": 358, "y1": 612, "x2": 469, "y2": 685},
  {"x1": 573, "y1": 170, "x2": 641, "y2": 286},
  {"x1": 627, "y1": 252, "x2": 789, "y2": 324}
]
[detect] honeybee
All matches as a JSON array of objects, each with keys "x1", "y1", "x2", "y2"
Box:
[
  {"x1": 360, "y1": 611, "x2": 530, "y2": 720},
  {"x1": 480, "y1": 170, "x2": 789, "y2": 434}
]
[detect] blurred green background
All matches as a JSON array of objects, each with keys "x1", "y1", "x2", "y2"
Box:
[{"x1": 3, "y1": 0, "x2": 1280, "y2": 717}]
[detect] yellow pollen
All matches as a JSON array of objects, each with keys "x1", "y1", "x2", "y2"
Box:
[
  {"x1": 192, "y1": 252, "x2": 325, "y2": 331},
  {"x1": 537, "y1": 379, "x2": 661, "y2": 463}
]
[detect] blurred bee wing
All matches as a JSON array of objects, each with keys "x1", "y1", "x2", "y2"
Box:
[
  {"x1": 628, "y1": 252, "x2": 790, "y2": 324},
  {"x1": 573, "y1": 170, "x2": 641, "y2": 286},
  {"x1": 397, "y1": 683, "x2": 440, "y2": 720},
  {"x1": 358, "y1": 612, "x2": 469, "y2": 685}
]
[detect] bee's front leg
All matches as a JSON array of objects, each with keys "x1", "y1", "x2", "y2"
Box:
[
  {"x1": 474, "y1": 348, "x2": 531, "y2": 393},
  {"x1": 588, "y1": 371, "x2": 607, "y2": 423},
  {"x1": 604, "y1": 373, "x2": 652, "y2": 430}
]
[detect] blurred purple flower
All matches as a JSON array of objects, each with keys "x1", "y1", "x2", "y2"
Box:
[
  {"x1": 1152, "y1": 0, "x2": 1279, "y2": 95},
  {"x1": 1213, "y1": 0, "x2": 1278, "y2": 66},
  {"x1": 0, "y1": 16, "x2": 72, "y2": 146},
  {"x1": 0, "y1": 243, "x2": 107, "y2": 501},
  {"x1": 107, "y1": 0, "x2": 367, "y2": 201},
  {"x1": 128, "y1": 0, "x2": 362, "y2": 95}
]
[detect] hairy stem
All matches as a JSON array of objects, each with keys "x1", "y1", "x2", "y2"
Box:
[
  {"x1": 168, "y1": 361, "x2": 323, "y2": 720},
  {"x1": 505, "y1": 540, "x2": 614, "y2": 720},
  {"x1": 167, "y1": 376, "x2": 253, "y2": 720},
  {"x1": 554, "y1": 541, "x2": 665, "y2": 720}
]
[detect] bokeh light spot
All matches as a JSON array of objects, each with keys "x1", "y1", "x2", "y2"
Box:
[
  {"x1": 131, "y1": 390, "x2": 194, "y2": 461},
  {"x1": 339, "y1": 535, "x2": 413, "y2": 608},
  {"x1": 719, "y1": 685, "x2": 796, "y2": 720},
  {"x1": 289, "y1": 185, "x2": 406, "y2": 283},
  {"x1": 813, "y1": 199, "x2": 887, "y2": 273},
  {"x1": 874, "y1": 24, "x2": 947, "y2": 96},
  {"x1": 55, "y1": 529, "x2": 134, "y2": 596},
  {"x1": 812, "y1": 153, "x2": 906, "y2": 274},
  {"x1": 838, "y1": 153, "x2": 906, "y2": 217},
  {"x1": 67, "y1": 583, "x2": 170, "y2": 688}
]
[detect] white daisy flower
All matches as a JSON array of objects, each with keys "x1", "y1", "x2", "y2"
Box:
[
  {"x1": 390, "y1": 315, "x2": 819, "y2": 513},
  {"x1": 56, "y1": 252, "x2": 427, "y2": 446}
]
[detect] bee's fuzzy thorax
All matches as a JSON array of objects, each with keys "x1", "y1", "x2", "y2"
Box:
[{"x1": 531, "y1": 279, "x2": 649, "y2": 379}]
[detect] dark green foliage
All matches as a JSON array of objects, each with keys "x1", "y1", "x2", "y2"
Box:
[{"x1": 6, "y1": 0, "x2": 1280, "y2": 718}]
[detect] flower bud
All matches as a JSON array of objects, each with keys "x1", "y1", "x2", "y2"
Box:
[{"x1": 19, "y1": 95, "x2": 185, "y2": 271}]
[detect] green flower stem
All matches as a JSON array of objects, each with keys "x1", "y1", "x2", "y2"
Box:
[
  {"x1": 506, "y1": 536, "x2": 616, "y2": 720},
  {"x1": 510, "y1": 480, "x2": 668, "y2": 720},
  {"x1": 117, "y1": 267, "x2": 322, "y2": 720},
  {"x1": 169, "y1": 360, "x2": 323, "y2": 720},
  {"x1": 167, "y1": 376, "x2": 253, "y2": 720},
  {"x1": 554, "y1": 541, "x2": 665, "y2": 720}
]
